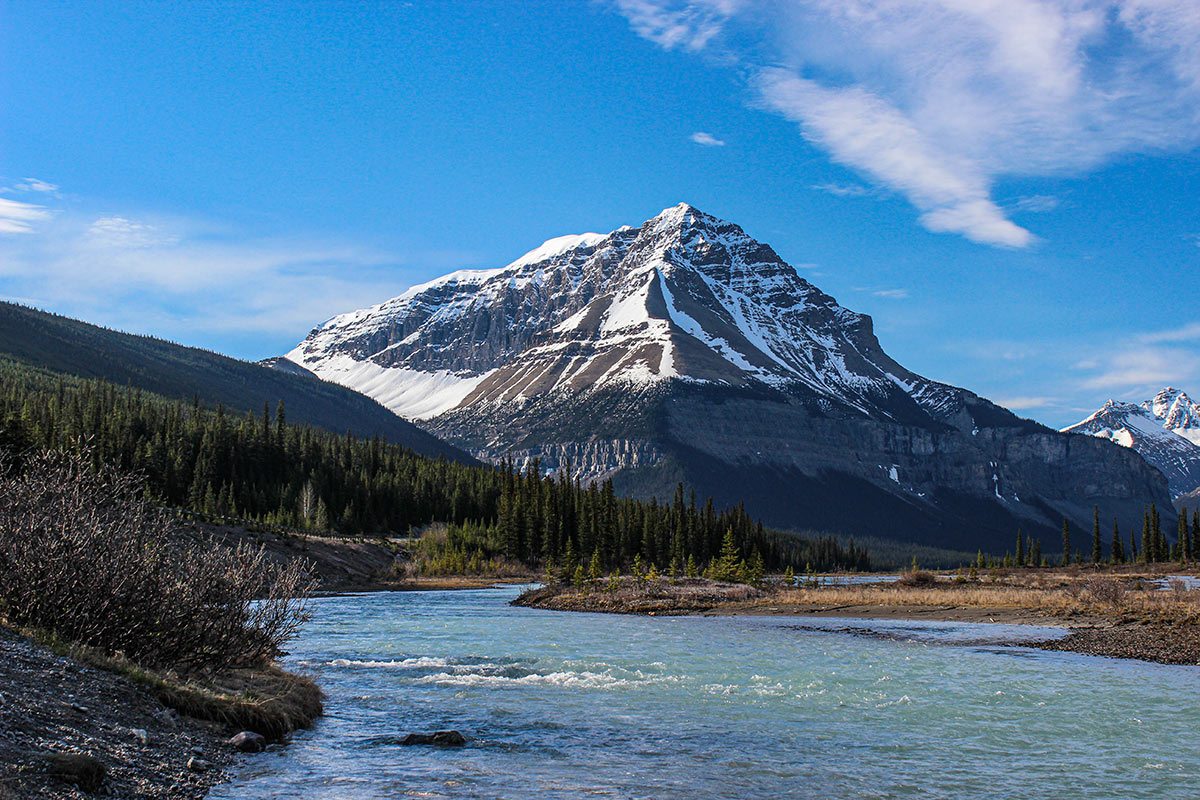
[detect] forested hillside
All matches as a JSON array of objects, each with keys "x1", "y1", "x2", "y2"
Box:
[
  {"x1": 0, "y1": 362, "x2": 870, "y2": 573},
  {"x1": 0, "y1": 301, "x2": 471, "y2": 462}
]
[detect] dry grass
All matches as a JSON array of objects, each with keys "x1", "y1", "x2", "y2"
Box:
[{"x1": 767, "y1": 573, "x2": 1200, "y2": 624}]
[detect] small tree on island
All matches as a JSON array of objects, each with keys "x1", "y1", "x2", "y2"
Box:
[{"x1": 710, "y1": 529, "x2": 742, "y2": 583}]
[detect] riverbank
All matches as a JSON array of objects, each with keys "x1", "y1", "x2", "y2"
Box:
[
  {"x1": 198, "y1": 522, "x2": 535, "y2": 594},
  {"x1": 515, "y1": 574, "x2": 1200, "y2": 665},
  {"x1": 0, "y1": 625, "x2": 322, "y2": 798}
]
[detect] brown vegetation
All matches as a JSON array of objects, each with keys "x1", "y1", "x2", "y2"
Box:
[{"x1": 0, "y1": 448, "x2": 313, "y2": 673}]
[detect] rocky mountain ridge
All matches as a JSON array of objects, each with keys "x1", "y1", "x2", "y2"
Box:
[{"x1": 284, "y1": 204, "x2": 1173, "y2": 550}]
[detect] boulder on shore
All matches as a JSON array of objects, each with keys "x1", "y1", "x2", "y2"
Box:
[{"x1": 229, "y1": 731, "x2": 267, "y2": 753}]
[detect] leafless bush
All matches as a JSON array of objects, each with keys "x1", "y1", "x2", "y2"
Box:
[
  {"x1": 898, "y1": 570, "x2": 937, "y2": 587},
  {"x1": 0, "y1": 449, "x2": 313, "y2": 673},
  {"x1": 1080, "y1": 577, "x2": 1126, "y2": 607}
]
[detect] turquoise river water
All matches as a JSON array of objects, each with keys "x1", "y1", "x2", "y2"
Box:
[{"x1": 211, "y1": 586, "x2": 1199, "y2": 799}]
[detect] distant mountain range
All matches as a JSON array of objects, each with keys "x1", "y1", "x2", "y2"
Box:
[
  {"x1": 1063, "y1": 387, "x2": 1200, "y2": 499},
  {"x1": 282, "y1": 203, "x2": 1171, "y2": 551},
  {"x1": 0, "y1": 301, "x2": 473, "y2": 463}
]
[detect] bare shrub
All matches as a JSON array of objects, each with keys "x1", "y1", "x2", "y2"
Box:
[
  {"x1": 898, "y1": 570, "x2": 937, "y2": 587},
  {"x1": 1081, "y1": 578, "x2": 1126, "y2": 607},
  {"x1": 0, "y1": 449, "x2": 313, "y2": 673}
]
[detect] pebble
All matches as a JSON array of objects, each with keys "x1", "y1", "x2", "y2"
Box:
[
  {"x1": 71, "y1": 703, "x2": 89, "y2": 713},
  {"x1": 130, "y1": 728, "x2": 150, "y2": 746},
  {"x1": 186, "y1": 757, "x2": 211, "y2": 773}
]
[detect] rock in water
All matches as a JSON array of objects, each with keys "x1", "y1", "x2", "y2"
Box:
[
  {"x1": 229, "y1": 731, "x2": 267, "y2": 753},
  {"x1": 44, "y1": 753, "x2": 106, "y2": 792},
  {"x1": 400, "y1": 730, "x2": 466, "y2": 747}
]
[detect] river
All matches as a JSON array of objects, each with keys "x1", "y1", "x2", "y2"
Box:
[{"x1": 211, "y1": 586, "x2": 1199, "y2": 799}]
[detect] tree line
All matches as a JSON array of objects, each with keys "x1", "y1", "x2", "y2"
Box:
[{"x1": 0, "y1": 364, "x2": 870, "y2": 574}]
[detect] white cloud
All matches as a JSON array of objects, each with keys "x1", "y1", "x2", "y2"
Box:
[
  {"x1": 1079, "y1": 346, "x2": 1200, "y2": 393},
  {"x1": 810, "y1": 182, "x2": 875, "y2": 198},
  {"x1": 87, "y1": 216, "x2": 179, "y2": 249},
  {"x1": 0, "y1": 195, "x2": 456, "y2": 351},
  {"x1": 614, "y1": 0, "x2": 742, "y2": 51},
  {"x1": 12, "y1": 178, "x2": 60, "y2": 194},
  {"x1": 1137, "y1": 322, "x2": 1200, "y2": 344},
  {"x1": 0, "y1": 197, "x2": 51, "y2": 234},
  {"x1": 991, "y1": 395, "x2": 1059, "y2": 411},
  {"x1": 1009, "y1": 194, "x2": 1061, "y2": 213},
  {"x1": 872, "y1": 288, "x2": 909, "y2": 299},
  {"x1": 615, "y1": 0, "x2": 1200, "y2": 247},
  {"x1": 689, "y1": 131, "x2": 726, "y2": 146}
]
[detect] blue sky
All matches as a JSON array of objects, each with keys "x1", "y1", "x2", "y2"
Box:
[{"x1": 1, "y1": 0, "x2": 1197, "y2": 428}]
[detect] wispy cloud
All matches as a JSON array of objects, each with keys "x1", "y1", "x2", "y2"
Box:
[
  {"x1": 1137, "y1": 322, "x2": 1200, "y2": 344},
  {"x1": 1078, "y1": 346, "x2": 1200, "y2": 394},
  {"x1": 1009, "y1": 194, "x2": 1061, "y2": 213},
  {"x1": 810, "y1": 182, "x2": 876, "y2": 198},
  {"x1": 0, "y1": 197, "x2": 51, "y2": 234},
  {"x1": 872, "y1": 288, "x2": 909, "y2": 299},
  {"x1": 991, "y1": 395, "x2": 1060, "y2": 411},
  {"x1": 10, "y1": 178, "x2": 60, "y2": 195},
  {"x1": 614, "y1": 0, "x2": 742, "y2": 52},
  {"x1": 689, "y1": 131, "x2": 726, "y2": 146},
  {"x1": 0, "y1": 190, "x2": 463, "y2": 353},
  {"x1": 614, "y1": 1, "x2": 1200, "y2": 248}
]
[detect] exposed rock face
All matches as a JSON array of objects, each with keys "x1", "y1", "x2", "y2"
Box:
[
  {"x1": 286, "y1": 204, "x2": 1173, "y2": 551},
  {"x1": 1064, "y1": 389, "x2": 1200, "y2": 498}
]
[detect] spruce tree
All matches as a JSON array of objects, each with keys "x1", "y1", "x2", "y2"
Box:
[
  {"x1": 1110, "y1": 519, "x2": 1124, "y2": 564},
  {"x1": 1016, "y1": 530, "x2": 1025, "y2": 566},
  {"x1": 1091, "y1": 505, "x2": 1102, "y2": 564},
  {"x1": 1061, "y1": 518, "x2": 1070, "y2": 567}
]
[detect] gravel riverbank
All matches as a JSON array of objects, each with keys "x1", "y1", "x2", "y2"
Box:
[{"x1": 0, "y1": 628, "x2": 233, "y2": 799}]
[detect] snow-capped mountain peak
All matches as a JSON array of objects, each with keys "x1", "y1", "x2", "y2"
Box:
[
  {"x1": 1064, "y1": 388, "x2": 1200, "y2": 497},
  {"x1": 285, "y1": 204, "x2": 962, "y2": 425},
  {"x1": 1144, "y1": 387, "x2": 1200, "y2": 446}
]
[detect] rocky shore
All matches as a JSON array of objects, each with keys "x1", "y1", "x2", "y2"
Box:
[
  {"x1": 1025, "y1": 623, "x2": 1200, "y2": 665},
  {"x1": 0, "y1": 627, "x2": 321, "y2": 799},
  {"x1": 0, "y1": 627, "x2": 233, "y2": 799}
]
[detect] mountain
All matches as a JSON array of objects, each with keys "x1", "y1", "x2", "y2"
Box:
[
  {"x1": 0, "y1": 301, "x2": 473, "y2": 463},
  {"x1": 1063, "y1": 388, "x2": 1200, "y2": 498},
  {"x1": 285, "y1": 203, "x2": 1171, "y2": 551}
]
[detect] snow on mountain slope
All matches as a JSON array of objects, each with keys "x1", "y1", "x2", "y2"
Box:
[
  {"x1": 1063, "y1": 392, "x2": 1200, "y2": 497},
  {"x1": 282, "y1": 203, "x2": 1171, "y2": 549},
  {"x1": 287, "y1": 203, "x2": 963, "y2": 425},
  {"x1": 1144, "y1": 387, "x2": 1200, "y2": 447}
]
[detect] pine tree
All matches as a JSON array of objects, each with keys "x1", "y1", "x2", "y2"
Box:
[
  {"x1": 1030, "y1": 538, "x2": 1041, "y2": 568},
  {"x1": 588, "y1": 549, "x2": 602, "y2": 581},
  {"x1": 685, "y1": 553, "x2": 698, "y2": 578},
  {"x1": 712, "y1": 529, "x2": 742, "y2": 582},
  {"x1": 1091, "y1": 505, "x2": 1102, "y2": 564},
  {"x1": 1111, "y1": 519, "x2": 1124, "y2": 564},
  {"x1": 1016, "y1": 529, "x2": 1025, "y2": 566}
]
